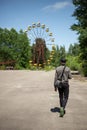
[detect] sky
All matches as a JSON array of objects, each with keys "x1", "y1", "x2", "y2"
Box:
[{"x1": 0, "y1": 0, "x2": 78, "y2": 51}]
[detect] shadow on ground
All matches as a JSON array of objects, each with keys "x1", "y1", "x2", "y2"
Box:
[{"x1": 50, "y1": 107, "x2": 60, "y2": 113}]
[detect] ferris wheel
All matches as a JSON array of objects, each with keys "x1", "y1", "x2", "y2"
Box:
[
  {"x1": 25, "y1": 22, "x2": 55, "y2": 47},
  {"x1": 24, "y1": 22, "x2": 56, "y2": 67}
]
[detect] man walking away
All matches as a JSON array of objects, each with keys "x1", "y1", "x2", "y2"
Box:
[{"x1": 54, "y1": 58, "x2": 72, "y2": 117}]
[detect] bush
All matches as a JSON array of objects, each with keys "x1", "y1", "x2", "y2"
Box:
[
  {"x1": 14, "y1": 64, "x2": 22, "y2": 70},
  {"x1": 82, "y1": 61, "x2": 87, "y2": 77},
  {"x1": 44, "y1": 65, "x2": 54, "y2": 71},
  {"x1": 66, "y1": 56, "x2": 81, "y2": 71},
  {"x1": 0, "y1": 65, "x2": 5, "y2": 70}
]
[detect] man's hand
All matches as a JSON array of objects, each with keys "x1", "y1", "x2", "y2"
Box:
[{"x1": 54, "y1": 87, "x2": 57, "y2": 92}]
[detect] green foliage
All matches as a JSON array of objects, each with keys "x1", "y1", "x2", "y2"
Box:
[
  {"x1": 0, "y1": 28, "x2": 17, "y2": 62},
  {"x1": 29, "y1": 65, "x2": 37, "y2": 70},
  {"x1": 59, "y1": 46, "x2": 66, "y2": 58},
  {"x1": 66, "y1": 55, "x2": 81, "y2": 71},
  {"x1": 68, "y1": 43, "x2": 80, "y2": 56},
  {"x1": 16, "y1": 30, "x2": 31, "y2": 68},
  {"x1": 81, "y1": 61, "x2": 87, "y2": 76},
  {"x1": 14, "y1": 64, "x2": 23, "y2": 70},
  {"x1": 0, "y1": 27, "x2": 83, "y2": 73},
  {"x1": 0, "y1": 28, "x2": 31, "y2": 69},
  {"x1": 50, "y1": 45, "x2": 66, "y2": 68},
  {"x1": 71, "y1": 0, "x2": 87, "y2": 76},
  {"x1": 48, "y1": 44, "x2": 80, "y2": 70},
  {"x1": 44, "y1": 65, "x2": 55, "y2": 71},
  {"x1": 0, "y1": 65, "x2": 5, "y2": 70}
]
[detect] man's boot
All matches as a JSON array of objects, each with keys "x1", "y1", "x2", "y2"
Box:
[{"x1": 60, "y1": 107, "x2": 64, "y2": 117}]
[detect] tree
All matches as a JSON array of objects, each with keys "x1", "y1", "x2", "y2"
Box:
[
  {"x1": 68, "y1": 43, "x2": 80, "y2": 56},
  {"x1": 54, "y1": 45, "x2": 60, "y2": 67},
  {"x1": 71, "y1": 0, "x2": 87, "y2": 76},
  {"x1": 0, "y1": 28, "x2": 17, "y2": 62},
  {"x1": 0, "y1": 28, "x2": 31, "y2": 69},
  {"x1": 59, "y1": 45, "x2": 66, "y2": 60},
  {"x1": 51, "y1": 45, "x2": 66, "y2": 67},
  {"x1": 15, "y1": 30, "x2": 31, "y2": 69}
]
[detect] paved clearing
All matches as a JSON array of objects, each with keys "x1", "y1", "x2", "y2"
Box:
[{"x1": 0, "y1": 70, "x2": 87, "y2": 130}]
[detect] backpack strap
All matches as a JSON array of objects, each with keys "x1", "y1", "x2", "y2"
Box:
[{"x1": 60, "y1": 66, "x2": 66, "y2": 80}]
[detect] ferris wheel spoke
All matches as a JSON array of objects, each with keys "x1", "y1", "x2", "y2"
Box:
[
  {"x1": 39, "y1": 27, "x2": 42, "y2": 38},
  {"x1": 41, "y1": 29, "x2": 45, "y2": 39},
  {"x1": 38, "y1": 27, "x2": 42, "y2": 38},
  {"x1": 40, "y1": 29, "x2": 44, "y2": 38},
  {"x1": 29, "y1": 30, "x2": 36, "y2": 40},
  {"x1": 41, "y1": 29, "x2": 45, "y2": 38},
  {"x1": 29, "y1": 34, "x2": 35, "y2": 41},
  {"x1": 25, "y1": 22, "x2": 55, "y2": 47},
  {"x1": 32, "y1": 28, "x2": 38, "y2": 38},
  {"x1": 31, "y1": 29, "x2": 36, "y2": 38},
  {"x1": 36, "y1": 27, "x2": 39, "y2": 38},
  {"x1": 40, "y1": 24, "x2": 45, "y2": 38},
  {"x1": 46, "y1": 38, "x2": 51, "y2": 41},
  {"x1": 29, "y1": 39, "x2": 35, "y2": 44},
  {"x1": 42, "y1": 32, "x2": 49, "y2": 41}
]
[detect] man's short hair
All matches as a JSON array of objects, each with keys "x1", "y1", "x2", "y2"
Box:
[{"x1": 60, "y1": 58, "x2": 67, "y2": 63}]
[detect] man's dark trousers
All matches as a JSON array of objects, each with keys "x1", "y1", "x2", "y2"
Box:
[{"x1": 58, "y1": 83, "x2": 69, "y2": 109}]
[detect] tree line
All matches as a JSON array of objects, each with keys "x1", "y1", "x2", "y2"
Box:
[
  {"x1": 0, "y1": 0, "x2": 87, "y2": 76},
  {"x1": 0, "y1": 28, "x2": 31, "y2": 69},
  {"x1": 71, "y1": 0, "x2": 87, "y2": 76},
  {"x1": 0, "y1": 27, "x2": 80, "y2": 71}
]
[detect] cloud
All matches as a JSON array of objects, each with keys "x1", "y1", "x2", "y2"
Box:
[{"x1": 43, "y1": 1, "x2": 71, "y2": 11}]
